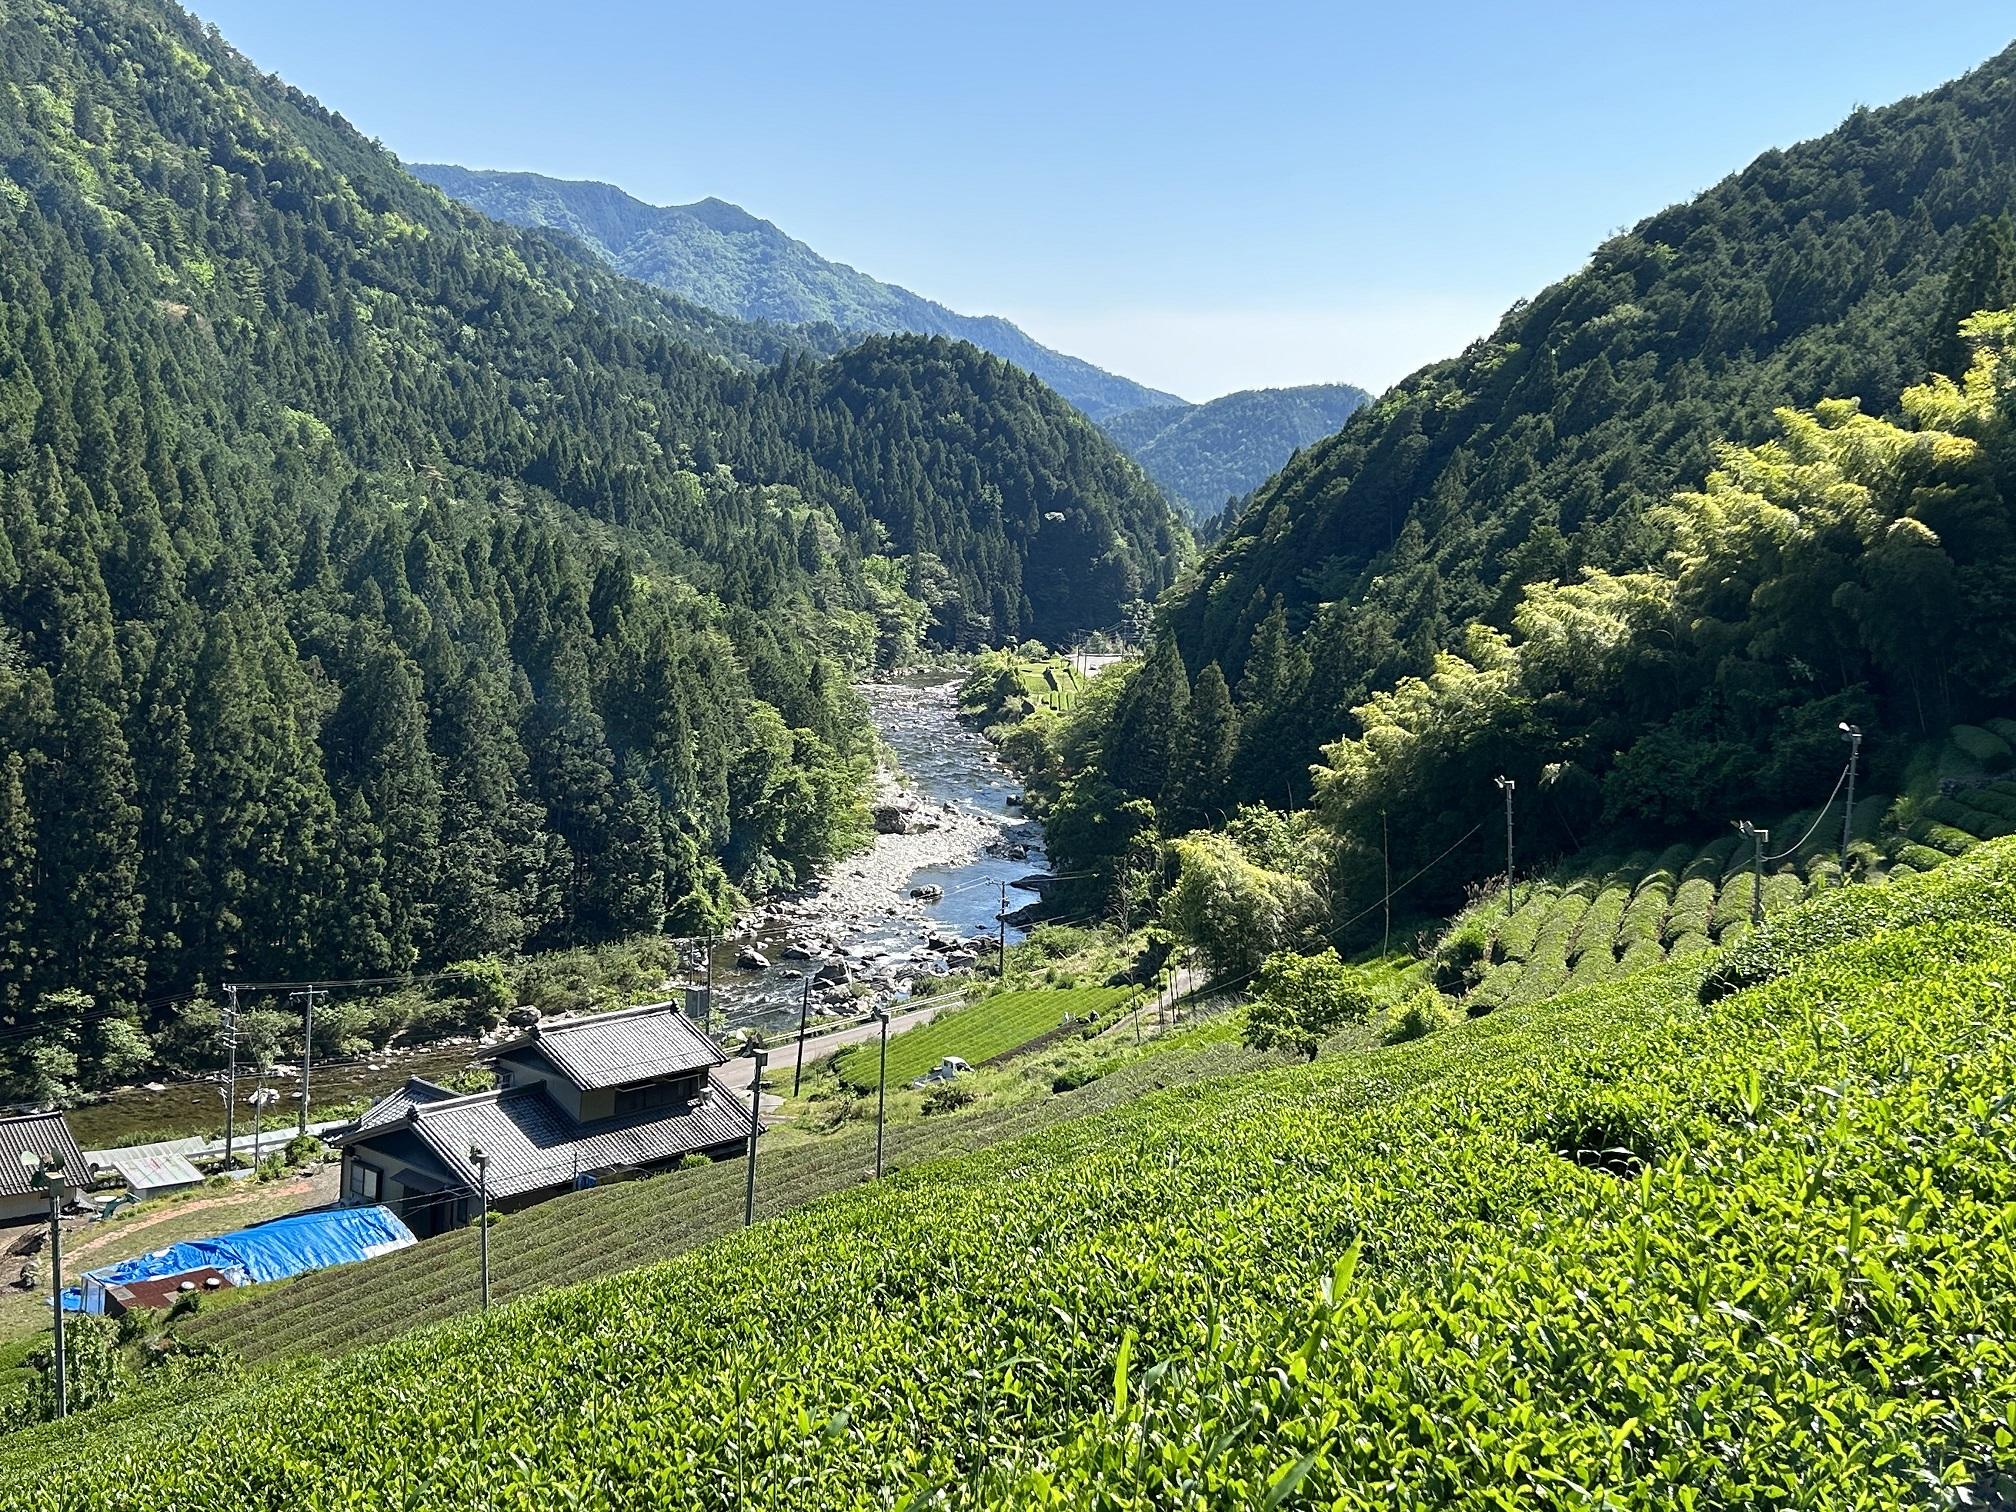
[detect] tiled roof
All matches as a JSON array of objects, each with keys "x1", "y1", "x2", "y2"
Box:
[
  {"x1": 0, "y1": 1111, "x2": 87, "y2": 1197},
  {"x1": 491, "y1": 1002, "x2": 725, "y2": 1091},
  {"x1": 352, "y1": 1077, "x2": 460, "y2": 1133},
  {"x1": 338, "y1": 1076, "x2": 754, "y2": 1201}
]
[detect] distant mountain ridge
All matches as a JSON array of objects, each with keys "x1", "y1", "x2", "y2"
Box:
[
  {"x1": 411, "y1": 163, "x2": 1184, "y2": 420},
  {"x1": 1099, "y1": 383, "x2": 1372, "y2": 520}
]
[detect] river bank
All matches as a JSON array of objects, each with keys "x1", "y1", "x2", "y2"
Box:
[{"x1": 706, "y1": 674, "x2": 1051, "y2": 1035}]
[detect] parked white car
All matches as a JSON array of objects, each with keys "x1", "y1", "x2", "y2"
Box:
[{"x1": 909, "y1": 1056, "x2": 971, "y2": 1089}]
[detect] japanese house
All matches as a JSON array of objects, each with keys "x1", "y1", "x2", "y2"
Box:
[{"x1": 332, "y1": 1002, "x2": 753, "y2": 1237}]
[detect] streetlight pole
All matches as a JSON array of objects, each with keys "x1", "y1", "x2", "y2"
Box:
[
  {"x1": 222, "y1": 984, "x2": 238, "y2": 1167},
  {"x1": 873, "y1": 1008, "x2": 890, "y2": 1181},
  {"x1": 743, "y1": 1047, "x2": 766, "y2": 1226},
  {"x1": 792, "y1": 972, "x2": 813, "y2": 1097},
  {"x1": 1494, "y1": 776, "x2": 1516, "y2": 916},
  {"x1": 1736, "y1": 820, "x2": 1769, "y2": 927},
  {"x1": 20, "y1": 1152, "x2": 65, "y2": 1419},
  {"x1": 1839, "y1": 723, "x2": 1862, "y2": 885},
  {"x1": 469, "y1": 1144, "x2": 491, "y2": 1310}
]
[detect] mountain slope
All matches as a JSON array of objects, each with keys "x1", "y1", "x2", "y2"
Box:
[
  {"x1": 1140, "y1": 40, "x2": 2016, "y2": 825},
  {"x1": 0, "y1": 0, "x2": 1177, "y2": 1097},
  {"x1": 1099, "y1": 382, "x2": 1372, "y2": 519},
  {"x1": 411, "y1": 163, "x2": 1186, "y2": 419}
]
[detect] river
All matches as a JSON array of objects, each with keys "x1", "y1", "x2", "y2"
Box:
[
  {"x1": 704, "y1": 671, "x2": 1050, "y2": 1036},
  {"x1": 71, "y1": 672, "x2": 1047, "y2": 1149}
]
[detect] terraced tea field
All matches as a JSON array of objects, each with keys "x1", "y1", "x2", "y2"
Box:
[
  {"x1": 15, "y1": 844, "x2": 2016, "y2": 1506},
  {"x1": 1446, "y1": 721, "x2": 2016, "y2": 1011}
]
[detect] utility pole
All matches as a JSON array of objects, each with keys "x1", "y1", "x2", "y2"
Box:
[
  {"x1": 705, "y1": 939, "x2": 717, "y2": 1037},
  {"x1": 792, "y1": 973, "x2": 813, "y2": 1096},
  {"x1": 1839, "y1": 723, "x2": 1862, "y2": 884},
  {"x1": 996, "y1": 882, "x2": 1008, "y2": 979},
  {"x1": 1494, "y1": 777, "x2": 1516, "y2": 916},
  {"x1": 20, "y1": 1151, "x2": 65, "y2": 1419},
  {"x1": 222, "y1": 984, "x2": 239, "y2": 1167},
  {"x1": 1382, "y1": 810, "x2": 1392, "y2": 957},
  {"x1": 291, "y1": 984, "x2": 322, "y2": 1137},
  {"x1": 743, "y1": 1047, "x2": 766, "y2": 1226},
  {"x1": 1736, "y1": 820, "x2": 1769, "y2": 927},
  {"x1": 469, "y1": 1144, "x2": 491, "y2": 1310},
  {"x1": 873, "y1": 1008, "x2": 891, "y2": 1181}
]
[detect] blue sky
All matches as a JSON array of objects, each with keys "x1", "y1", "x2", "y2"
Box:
[{"x1": 190, "y1": 1, "x2": 2015, "y2": 402}]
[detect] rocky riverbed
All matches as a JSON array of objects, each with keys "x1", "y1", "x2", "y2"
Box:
[{"x1": 708, "y1": 674, "x2": 1050, "y2": 1036}]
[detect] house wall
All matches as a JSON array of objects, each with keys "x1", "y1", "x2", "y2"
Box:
[
  {"x1": 493, "y1": 1051, "x2": 588, "y2": 1122},
  {"x1": 0, "y1": 1192, "x2": 48, "y2": 1224},
  {"x1": 340, "y1": 1132, "x2": 466, "y2": 1238}
]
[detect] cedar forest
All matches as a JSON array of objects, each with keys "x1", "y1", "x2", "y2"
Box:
[{"x1": 0, "y1": 0, "x2": 1179, "y2": 1099}]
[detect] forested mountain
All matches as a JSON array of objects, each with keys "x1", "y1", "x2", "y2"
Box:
[
  {"x1": 1098, "y1": 383, "x2": 1372, "y2": 520},
  {"x1": 0, "y1": 0, "x2": 1178, "y2": 1096},
  {"x1": 412, "y1": 164, "x2": 1185, "y2": 420},
  {"x1": 1056, "y1": 41, "x2": 2016, "y2": 910}
]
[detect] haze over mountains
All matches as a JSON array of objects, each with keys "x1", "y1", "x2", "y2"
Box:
[{"x1": 414, "y1": 164, "x2": 1370, "y2": 517}]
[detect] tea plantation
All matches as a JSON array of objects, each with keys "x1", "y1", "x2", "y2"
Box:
[
  {"x1": 8, "y1": 843, "x2": 2016, "y2": 1506},
  {"x1": 1440, "y1": 722, "x2": 2016, "y2": 1013}
]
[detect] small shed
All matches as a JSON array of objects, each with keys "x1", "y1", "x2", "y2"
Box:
[
  {"x1": 99, "y1": 1265, "x2": 238, "y2": 1317},
  {"x1": 108, "y1": 1147, "x2": 205, "y2": 1202},
  {"x1": 0, "y1": 1111, "x2": 87, "y2": 1223}
]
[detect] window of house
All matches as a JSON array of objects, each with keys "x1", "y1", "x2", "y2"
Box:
[
  {"x1": 346, "y1": 1159, "x2": 382, "y2": 1203},
  {"x1": 615, "y1": 1079, "x2": 684, "y2": 1115}
]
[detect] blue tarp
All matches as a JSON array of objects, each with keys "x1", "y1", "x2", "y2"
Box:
[{"x1": 60, "y1": 1204, "x2": 416, "y2": 1314}]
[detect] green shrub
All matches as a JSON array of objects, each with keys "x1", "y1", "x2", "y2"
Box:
[
  {"x1": 1665, "y1": 930, "x2": 1713, "y2": 962},
  {"x1": 1428, "y1": 912, "x2": 1491, "y2": 993},
  {"x1": 1464, "y1": 960, "x2": 1521, "y2": 1013},
  {"x1": 1951, "y1": 723, "x2": 2014, "y2": 772},
  {"x1": 923, "y1": 1082, "x2": 978, "y2": 1115},
  {"x1": 1616, "y1": 937, "x2": 1666, "y2": 975},
  {"x1": 1920, "y1": 821, "x2": 1980, "y2": 857},
  {"x1": 1568, "y1": 885, "x2": 1628, "y2": 966},
  {"x1": 1384, "y1": 989, "x2": 1458, "y2": 1043},
  {"x1": 1491, "y1": 886, "x2": 1556, "y2": 962},
  {"x1": 1615, "y1": 877, "x2": 1670, "y2": 949},
  {"x1": 1893, "y1": 841, "x2": 1951, "y2": 872}
]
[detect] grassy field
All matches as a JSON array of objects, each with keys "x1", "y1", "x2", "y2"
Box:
[
  {"x1": 11, "y1": 844, "x2": 2016, "y2": 1504},
  {"x1": 832, "y1": 986, "x2": 1130, "y2": 1091}
]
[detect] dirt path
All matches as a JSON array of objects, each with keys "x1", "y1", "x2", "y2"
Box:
[{"x1": 68, "y1": 1168, "x2": 335, "y2": 1266}]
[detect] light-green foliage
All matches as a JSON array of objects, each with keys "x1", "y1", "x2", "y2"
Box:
[
  {"x1": 1242, "y1": 948, "x2": 1377, "y2": 1061},
  {"x1": 1159, "y1": 832, "x2": 1317, "y2": 979},
  {"x1": 832, "y1": 987, "x2": 1129, "y2": 1092},
  {"x1": 1492, "y1": 884, "x2": 1557, "y2": 962}
]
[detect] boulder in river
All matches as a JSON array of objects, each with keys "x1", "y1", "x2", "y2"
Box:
[
  {"x1": 814, "y1": 960, "x2": 851, "y2": 986},
  {"x1": 737, "y1": 946, "x2": 771, "y2": 970},
  {"x1": 780, "y1": 941, "x2": 817, "y2": 961},
  {"x1": 505, "y1": 1006, "x2": 542, "y2": 1028},
  {"x1": 908, "y1": 884, "x2": 943, "y2": 902}
]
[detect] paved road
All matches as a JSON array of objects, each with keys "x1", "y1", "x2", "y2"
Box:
[{"x1": 714, "y1": 994, "x2": 965, "y2": 1091}]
